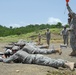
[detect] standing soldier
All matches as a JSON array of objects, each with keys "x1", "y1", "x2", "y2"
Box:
[
  {"x1": 45, "y1": 28, "x2": 51, "y2": 47},
  {"x1": 61, "y1": 26, "x2": 69, "y2": 46},
  {"x1": 38, "y1": 33, "x2": 42, "y2": 45},
  {"x1": 66, "y1": 2, "x2": 76, "y2": 56}
]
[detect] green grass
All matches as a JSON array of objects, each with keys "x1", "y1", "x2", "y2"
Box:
[
  {"x1": 50, "y1": 28, "x2": 62, "y2": 35},
  {"x1": 0, "y1": 28, "x2": 63, "y2": 43}
]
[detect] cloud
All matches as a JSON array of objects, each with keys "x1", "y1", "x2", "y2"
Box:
[
  {"x1": 6, "y1": 22, "x2": 26, "y2": 28},
  {"x1": 47, "y1": 17, "x2": 62, "y2": 24},
  {"x1": 7, "y1": 24, "x2": 21, "y2": 28},
  {"x1": 3, "y1": 17, "x2": 66, "y2": 28}
]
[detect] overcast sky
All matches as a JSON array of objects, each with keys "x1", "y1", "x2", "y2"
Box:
[{"x1": 0, "y1": 0, "x2": 76, "y2": 28}]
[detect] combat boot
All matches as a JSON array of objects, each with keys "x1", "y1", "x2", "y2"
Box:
[
  {"x1": 64, "y1": 62, "x2": 75, "y2": 71},
  {"x1": 74, "y1": 62, "x2": 76, "y2": 68},
  {"x1": 69, "y1": 51, "x2": 76, "y2": 56},
  {"x1": 55, "y1": 48, "x2": 62, "y2": 55}
]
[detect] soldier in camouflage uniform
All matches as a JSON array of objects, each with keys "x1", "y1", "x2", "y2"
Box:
[
  {"x1": 0, "y1": 50, "x2": 75, "y2": 71},
  {"x1": 23, "y1": 43, "x2": 62, "y2": 55},
  {"x1": 37, "y1": 33, "x2": 42, "y2": 45},
  {"x1": 66, "y1": 3, "x2": 76, "y2": 56},
  {"x1": 61, "y1": 26, "x2": 69, "y2": 46},
  {"x1": 45, "y1": 28, "x2": 51, "y2": 48}
]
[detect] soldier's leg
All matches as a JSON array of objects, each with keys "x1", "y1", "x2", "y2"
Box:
[
  {"x1": 64, "y1": 36, "x2": 66, "y2": 44},
  {"x1": 47, "y1": 48, "x2": 62, "y2": 55},
  {"x1": 69, "y1": 35, "x2": 76, "y2": 56},
  {"x1": 66, "y1": 36, "x2": 68, "y2": 46},
  {"x1": 23, "y1": 45, "x2": 62, "y2": 54},
  {"x1": 38, "y1": 38, "x2": 40, "y2": 45},
  {"x1": 38, "y1": 44, "x2": 49, "y2": 49},
  {"x1": 63, "y1": 36, "x2": 65, "y2": 44},
  {"x1": 33, "y1": 48, "x2": 62, "y2": 55},
  {"x1": 48, "y1": 39, "x2": 50, "y2": 49},
  {"x1": 47, "y1": 39, "x2": 50, "y2": 46},
  {"x1": 33, "y1": 54, "x2": 75, "y2": 70},
  {"x1": 33, "y1": 55, "x2": 65, "y2": 67}
]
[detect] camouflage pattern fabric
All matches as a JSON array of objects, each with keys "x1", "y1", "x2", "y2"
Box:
[
  {"x1": 3, "y1": 50, "x2": 67, "y2": 68},
  {"x1": 67, "y1": 4, "x2": 76, "y2": 51}
]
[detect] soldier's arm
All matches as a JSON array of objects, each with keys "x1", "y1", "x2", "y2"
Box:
[
  {"x1": 3, "y1": 54, "x2": 18, "y2": 63},
  {"x1": 68, "y1": 24, "x2": 73, "y2": 31},
  {"x1": 50, "y1": 31, "x2": 51, "y2": 39},
  {"x1": 66, "y1": 3, "x2": 75, "y2": 18}
]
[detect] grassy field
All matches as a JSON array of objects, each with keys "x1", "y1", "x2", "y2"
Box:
[{"x1": 0, "y1": 28, "x2": 63, "y2": 43}]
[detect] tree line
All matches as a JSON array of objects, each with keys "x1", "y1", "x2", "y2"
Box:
[{"x1": 0, "y1": 22, "x2": 69, "y2": 37}]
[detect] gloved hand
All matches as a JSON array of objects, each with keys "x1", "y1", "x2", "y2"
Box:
[{"x1": 66, "y1": 2, "x2": 68, "y2": 6}]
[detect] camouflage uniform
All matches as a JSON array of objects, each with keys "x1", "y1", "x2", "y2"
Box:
[
  {"x1": 67, "y1": 4, "x2": 76, "y2": 52},
  {"x1": 23, "y1": 43, "x2": 60, "y2": 54},
  {"x1": 38, "y1": 33, "x2": 41, "y2": 44},
  {"x1": 2, "y1": 50, "x2": 67, "y2": 68},
  {"x1": 61, "y1": 27, "x2": 69, "y2": 45},
  {"x1": 45, "y1": 28, "x2": 51, "y2": 46}
]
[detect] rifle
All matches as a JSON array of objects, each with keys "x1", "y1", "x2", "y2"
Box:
[{"x1": 0, "y1": 52, "x2": 4, "y2": 57}]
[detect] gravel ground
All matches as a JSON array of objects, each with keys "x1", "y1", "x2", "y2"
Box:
[{"x1": 0, "y1": 42, "x2": 76, "y2": 75}]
